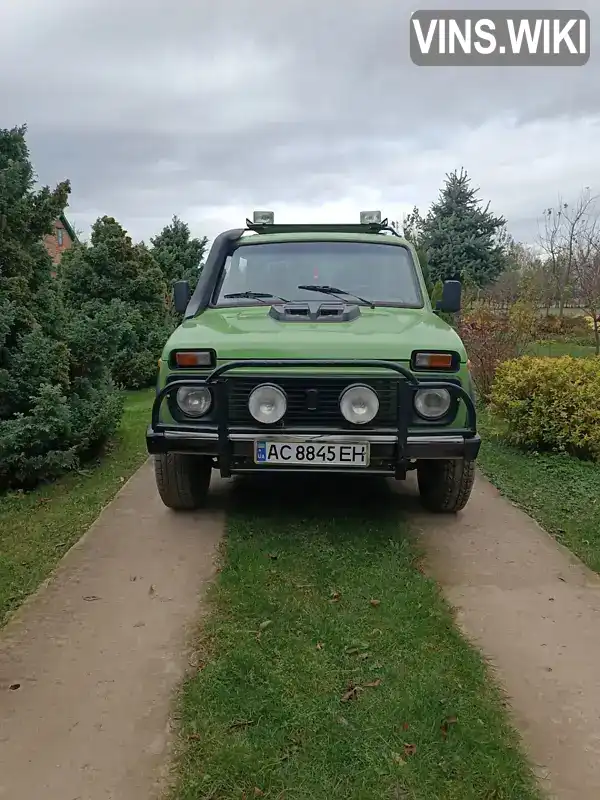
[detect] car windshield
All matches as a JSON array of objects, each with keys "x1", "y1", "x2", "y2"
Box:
[{"x1": 213, "y1": 240, "x2": 423, "y2": 307}]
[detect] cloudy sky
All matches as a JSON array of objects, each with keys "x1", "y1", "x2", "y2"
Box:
[{"x1": 1, "y1": 0, "x2": 597, "y2": 246}]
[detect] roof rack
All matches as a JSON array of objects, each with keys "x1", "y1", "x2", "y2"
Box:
[{"x1": 244, "y1": 218, "x2": 400, "y2": 236}]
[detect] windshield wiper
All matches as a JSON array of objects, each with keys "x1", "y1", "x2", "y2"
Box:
[
  {"x1": 223, "y1": 291, "x2": 289, "y2": 304},
  {"x1": 297, "y1": 284, "x2": 375, "y2": 309}
]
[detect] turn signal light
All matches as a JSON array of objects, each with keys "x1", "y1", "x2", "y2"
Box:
[
  {"x1": 172, "y1": 350, "x2": 215, "y2": 368},
  {"x1": 412, "y1": 351, "x2": 456, "y2": 370}
]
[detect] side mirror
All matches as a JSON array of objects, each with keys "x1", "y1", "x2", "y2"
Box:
[
  {"x1": 436, "y1": 280, "x2": 462, "y2": 313},
  {"x1": 173, "y1": 280, "x2": 191, "y2": 315}
]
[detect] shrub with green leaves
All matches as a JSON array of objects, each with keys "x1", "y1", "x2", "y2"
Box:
[
  {"x1": 490, "y1": 355, "x2": 600, "y2": 460},
  {"x1": 60, "y1": 217, "x2": 174, "y2": 389},
  {"x1": 0, "y1": 125, "x2": 122, "y2": 490}
]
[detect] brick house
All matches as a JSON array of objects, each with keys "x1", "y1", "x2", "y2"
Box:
[{"x1": 44, "y1": 213, "x2": 78, "y2": 275}]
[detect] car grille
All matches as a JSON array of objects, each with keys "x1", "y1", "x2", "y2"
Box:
[{"x1": 227, "y1": 377, "x2": 398, "y2": 427}]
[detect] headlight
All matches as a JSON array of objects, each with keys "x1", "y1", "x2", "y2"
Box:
[
  {"x1": 176, "y1": 386, "x2": 212, "y2": 417},
  {"x1": 414, "y1": 388, "x2": 451, "y2": 419},
  {"x1": 339, "y1": 384, "x2": 379, "y2": 425},
  {"x1": 248, "y1": 383, "x2": 287, "y2": 424}
]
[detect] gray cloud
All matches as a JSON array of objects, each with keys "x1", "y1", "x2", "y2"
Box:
[{"x1": 1, "y1": 0, "x2": 598, "y2": 244}]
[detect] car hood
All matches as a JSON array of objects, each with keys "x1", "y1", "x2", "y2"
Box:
[{"x1": 165, "y1": 306, "x2": 467, "y2": 363}]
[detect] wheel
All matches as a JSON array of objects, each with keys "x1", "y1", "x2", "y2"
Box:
[
  {"x1": 416, "y1": 459, "x2": 475, "y2": 513},
  {"x1": 153, "y1": 453, "x2": 212, "y2": 511}
]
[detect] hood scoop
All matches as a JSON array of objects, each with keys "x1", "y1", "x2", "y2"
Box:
[{"x1": 269, "y1": 301, "x2": 361, "y2": 323}]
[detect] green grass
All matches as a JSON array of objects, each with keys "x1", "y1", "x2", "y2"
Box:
[
  {"x1": 0, "y1": 389, "x2": 153, "y2": 626},
  {"x1": 172, "y1": 477, "x2": 540, "y2": 800},
  {"x1": 525, "y1": 339, "x2": 597, "y2": 358},
  {"x1": 478, "y1": 413, "x2": 600, "y2": 574}
]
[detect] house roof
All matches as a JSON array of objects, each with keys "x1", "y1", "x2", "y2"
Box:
[{"x1": 59, "y1": 213, "x2": 78, "y2": 242}]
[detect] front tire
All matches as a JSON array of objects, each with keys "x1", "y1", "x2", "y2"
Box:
[
  {"x1": 153, "y1": 453, "x2": 212, "y2": 511},
  {"x1": 417, "y1": 459, "x2": 475, "y2": 513}
]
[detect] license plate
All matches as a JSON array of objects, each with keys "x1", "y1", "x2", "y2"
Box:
[{"x1": 254, "y1": 440, "x2": 370, "y2": 467}]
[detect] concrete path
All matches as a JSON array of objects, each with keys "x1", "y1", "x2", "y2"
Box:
[
  {"x1": 0, "y1": 460, "x2": 225, "y2": 800},
  {"x1": 408, "y1": 473, "x2": 600, "y2": 800}
]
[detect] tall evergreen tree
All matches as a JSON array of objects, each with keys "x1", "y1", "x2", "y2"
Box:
[
  {"x1": 0, "y1": 125, "x2": 121, "y2": 489},
  {"x1": 422, "y1": 168, "x2": 507, "y2": 288},
  {"x1": 150, "y1": 215, "x2": 207, "y2": 291},
  {"x1": 60, "y1": 217, "x2": 173, "y2": 388}
]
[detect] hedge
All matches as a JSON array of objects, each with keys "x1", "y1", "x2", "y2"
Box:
[{"x1": 490, "y1": 355, "x2": 600, "y2": 460}]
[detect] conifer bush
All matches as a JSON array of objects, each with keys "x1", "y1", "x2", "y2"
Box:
[
  {"x1": 0, "y1": 126, "x2": 122, "y2": 490},
  {"x1": 59, "y1": 216, "x2": 174, "y2": 389}
]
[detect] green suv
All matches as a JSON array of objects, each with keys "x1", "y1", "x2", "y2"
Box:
[{"x1": 147, "y1": 211, "x2": 480, "y2": 513}]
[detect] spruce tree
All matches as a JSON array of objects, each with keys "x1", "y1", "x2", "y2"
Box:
[
  {"x1": 422, "y1": 168, "x2": 507, "y2": 288},
  {"x1": 0, "y1": 126, "x2": 121, "y2": 489}
]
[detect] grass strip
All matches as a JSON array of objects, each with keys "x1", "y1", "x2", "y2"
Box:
[
  {"x1": 172, "y1": 476, "x2": 540, "y2": 800},
  {"x1": 0, "y1": 389, "x2": 153, "y2": 626},
  {"x1": 478, "y1": 412, "x2": 600, "y2": 574}
]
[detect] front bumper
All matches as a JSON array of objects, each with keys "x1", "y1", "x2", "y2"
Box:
[{"x1": 147, "y1": 359, "x2": 481, "y2": 477}]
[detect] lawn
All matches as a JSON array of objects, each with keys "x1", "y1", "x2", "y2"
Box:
[
  {"x1": 478, "y1": 413, "x2": 600, "y2": 574},
  {"x1": 0, "y1": 388, "x2": 154, "y2": 626},
  {"x1": 171, "y1": 476, "x2": 540, "y2": 800},
  {"x1": 526, "y1": 339, "x2": 597, "y2": 358}
]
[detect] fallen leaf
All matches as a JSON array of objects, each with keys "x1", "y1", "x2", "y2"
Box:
[
  {"x1": 187, "y1": 733, "x2": 202, "y2": 741},
  {"x1": 316, "y1": 642, "x2": 324, "y2": 650},
  {"x1": 403, "y1": 743, "x2": 417, "y2": 757},
  {"x1": 188, "y1": 652, "x2": 206, "y2": 670},
  {"x1": 340, "y1": 683, "x2": 362, "y2": 703},
  {"x1": 83, "y1": 595, "x2": 101, "y2": 602},
  {"x1": 259, "y1": 620, "x2": 273, "y2": 631},
  {"x1": 364, "y1": 679, "x2": 382, "y2": 688},
  {"x1": 254, "y1": 789, "x2": 265, "y2": 797},
  {"x1": 441, "y1": 717, "x2": 457, "y2": 739},
  {"x1": 370, "y1": 599, "x2": 381, "y2": 607}
]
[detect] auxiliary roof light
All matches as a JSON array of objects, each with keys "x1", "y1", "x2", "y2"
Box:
[
  {"x1": 359, "y1": 210, "x2": 382, "y2": 224},
  {"x1": 253, "y1": 210, "x2": 275, "y2": 224}
]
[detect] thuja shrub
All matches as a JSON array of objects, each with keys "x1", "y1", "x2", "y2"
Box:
[
  {"x1": 490, "y1": 355, "x2": 600, "y2": 460},
  {"x1": 59, "y1": 217, "x2": 174, "y2": 389}
]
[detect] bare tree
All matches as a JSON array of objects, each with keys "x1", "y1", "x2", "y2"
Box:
[
  {"x1": 538, "y1": 188, "x2": 598, "y2": 317},
  {"x1": 573, "y1": 222, "x2": 600, "y2": 355}
]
